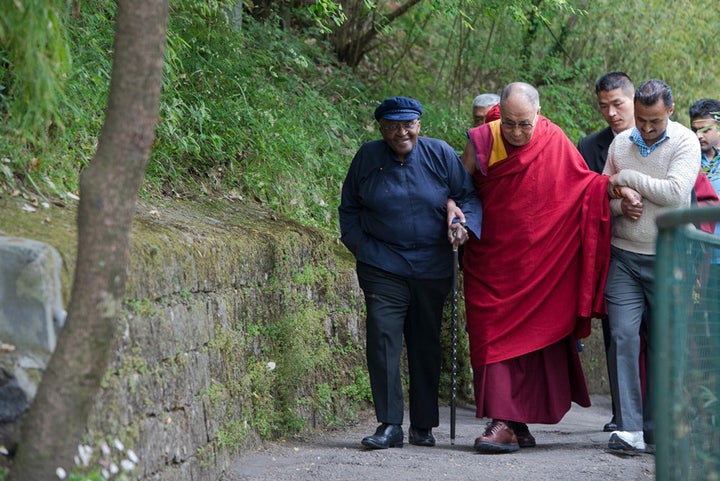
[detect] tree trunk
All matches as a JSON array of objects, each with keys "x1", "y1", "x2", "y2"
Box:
[
  {"x1": 8, "y1": 1, "x2": 169, "y2": 480},
  {"x1": 332, "y1": 0, "x2": 422, "y2": 67}
]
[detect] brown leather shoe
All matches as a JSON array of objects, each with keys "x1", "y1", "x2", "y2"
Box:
[
  {"x1": 511, "y1": 422, "x2": 536, "y2": 448},
  {"x1": 474, "y1": 419, "x2": 519, "y2": 454}
]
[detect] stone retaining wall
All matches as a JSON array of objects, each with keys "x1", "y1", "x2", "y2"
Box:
[
  {"x1": 95, "y1": 201, "x2": 368, "y2": 481},
  {"x1": 0, "y1": 198, "x2": 609, "y2": 480},
  {"x1": 1, "y1": 199, "x2": 367, "y2": 481}
]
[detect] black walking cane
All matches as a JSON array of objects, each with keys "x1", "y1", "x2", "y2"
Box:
[{"x1": 450, "y1": 231, "x2": 461, "y2": 445}]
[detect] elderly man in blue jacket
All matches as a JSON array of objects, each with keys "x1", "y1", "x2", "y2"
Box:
[{"x1": 339, "y1": 96, "x2": 481, "y2": 449}]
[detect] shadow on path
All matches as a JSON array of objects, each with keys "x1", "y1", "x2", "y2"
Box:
[{"x1": 222, "y1": 395, "x2": 655, "y2": 481}]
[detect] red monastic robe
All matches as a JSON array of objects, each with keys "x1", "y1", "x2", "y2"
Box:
[{"x1": 463, "y1": 116, "x2": 612, "y2": 422}]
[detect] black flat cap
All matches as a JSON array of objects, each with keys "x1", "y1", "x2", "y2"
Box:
[{"x1": 374, "y1": 96, "x2": 423, "y2": 121}]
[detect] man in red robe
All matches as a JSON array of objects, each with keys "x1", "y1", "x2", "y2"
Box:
[{"x1": 459, "y1": 82, "x2": 616, "y2": 453}]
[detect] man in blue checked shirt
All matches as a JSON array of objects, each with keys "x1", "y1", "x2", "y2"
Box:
[{"x1": 604, "y1": 80, "x2": 700, "y2": 453}]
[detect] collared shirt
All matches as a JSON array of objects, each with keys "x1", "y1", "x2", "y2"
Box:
[
  {"x1": 701, "y1": 146, "x2": 720, "y2": 262},
  {"x1": 629, "y1": 127, "x2": 670, "y2": 157},
  {"x1": 701, "y1": 145, "x2": 720, "y2": 183},
  {"x1": 339, "y1": 136, "x2": 482, "y2": 279}
]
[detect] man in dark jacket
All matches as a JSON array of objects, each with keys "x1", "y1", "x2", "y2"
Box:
[
  {"x1": 339, "y1": 96, "x2": 481, "y2": 450},
  {"x1": 578, "y1": 72, "x2": 636, "y2": 174}
]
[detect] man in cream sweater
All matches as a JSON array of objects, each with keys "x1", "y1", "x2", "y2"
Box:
[{"x1": 603, "y1": 79, "x2": 700, "y2": 453}]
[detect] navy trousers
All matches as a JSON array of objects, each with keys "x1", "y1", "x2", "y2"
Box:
[{"x1": 356, "y1": 262, "x2": 451, "y2": 428}]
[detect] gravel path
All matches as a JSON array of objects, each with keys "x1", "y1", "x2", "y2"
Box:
[{"x1": 222, "y1": 395, "x2": 655, "y2": 481}]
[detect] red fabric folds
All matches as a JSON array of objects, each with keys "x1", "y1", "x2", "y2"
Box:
[
  {"x1": 466, "y1": 123, "x2": 496, "y2": 175},
  {"x1": 473, "y1": 337, "x2": 591, "y2": 423},
  {"x1": 463, "y1": 116, "x2": 611, "y2": 367},
  {"x1": 484, "y1": 103, "x2": 501, "y2": 123},
  {"x1": 695, "y1": 172, "x2": 720, "y2": 234}
]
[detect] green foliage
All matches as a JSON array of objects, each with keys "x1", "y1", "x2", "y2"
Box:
[
  {"x1": 305, "y1": 0, "x2": 347, "y2": 34},
  {"x1": 215, "y1": 418, "x2": 249, "y2": 451},
  {"x1": 339, "y1": 366, "x2": 372, "y2": 404},
  {"x1": 0, "y1": 0, "x2": 71, "y2": 142},
  {"x1": 308, "y1": 366, "x2": 371, "y2": 429},
  {"x1": 125, "y1": 298, "x2": 157, "y2": 317},
  {"x1": 572, "y1": 0, "x2": 720, "y2": 127},
  {"x1": 2, "y1": 0, "x2": 720, "y2": 236},
  {"x1": 243, "y1": 359, "x2": 282, "y2": 438},
  {"x1": 146, "y1": 4, "x2": 370, "y2": 232},
  {"x1": 0, "y1": 0, "x2": 371, "y2": 235},
  {"x1": 0, "y1": 0, "x2": 113, "y2": 201}
]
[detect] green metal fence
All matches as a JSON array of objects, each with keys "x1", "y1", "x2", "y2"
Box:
[{"x1": 655, "y1": 206, "x2": 720, "y2": 481}]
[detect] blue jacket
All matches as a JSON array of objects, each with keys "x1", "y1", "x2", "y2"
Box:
[{"x1": 339, "y1": 136, "x2": 482, "y2": 279}]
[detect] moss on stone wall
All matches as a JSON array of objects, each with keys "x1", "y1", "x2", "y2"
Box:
[
  {"x1": 0, "y1": 197, "x2": 368, "y2": 481},
  {"x1": 0, "y1": 195, "x2": 609, "y2": 480}
]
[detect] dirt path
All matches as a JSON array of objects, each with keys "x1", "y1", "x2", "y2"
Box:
[{"x1": 221, "y1": 395, "x2": 655, "y2": 481}]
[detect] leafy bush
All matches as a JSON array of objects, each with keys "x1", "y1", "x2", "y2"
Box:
[
  {"x1": 4, "y1": 0, "x2": 719, "y2": 237},
  {"x1": 152, "y1": 13, "x2": 370, "y2": 232},
  {"x1": 1, "y1": 0, "x2": 377, "y2": 235}
]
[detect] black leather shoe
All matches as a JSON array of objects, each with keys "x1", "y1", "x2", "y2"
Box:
[
  {"x1": 409, "y1": 426, "x2": 435, "y2": 447},
  {"x1": 361, "y1": 423, "x2": 403, "y2": 449},
  {"x1": 603, "y1": 417, "x2": 617, "y2": 432}
]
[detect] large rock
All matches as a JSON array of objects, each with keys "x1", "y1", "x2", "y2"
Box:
[{"x1": 0, "y1": 235, "x2": 66, "y2": 413}]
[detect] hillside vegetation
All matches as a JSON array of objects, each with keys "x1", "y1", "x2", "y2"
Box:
[
  {"x1": 2, "y1": 1, "x2": 380, "y2": 235},
  {"x1": 2, "y1": 0, "x2": 719, "y2": 235}
]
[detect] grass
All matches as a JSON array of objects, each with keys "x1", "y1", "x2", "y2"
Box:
[{"x1": 1, "y1": 1, "x2": 389, "y2": 237}]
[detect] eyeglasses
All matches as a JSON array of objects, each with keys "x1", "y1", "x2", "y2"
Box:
[
  {"x1": 380, "y1": 119, "x2": 420, "y2": 133},
  {"x1": 500, "y1": 114, "x2": 537, "y2": 132}
]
